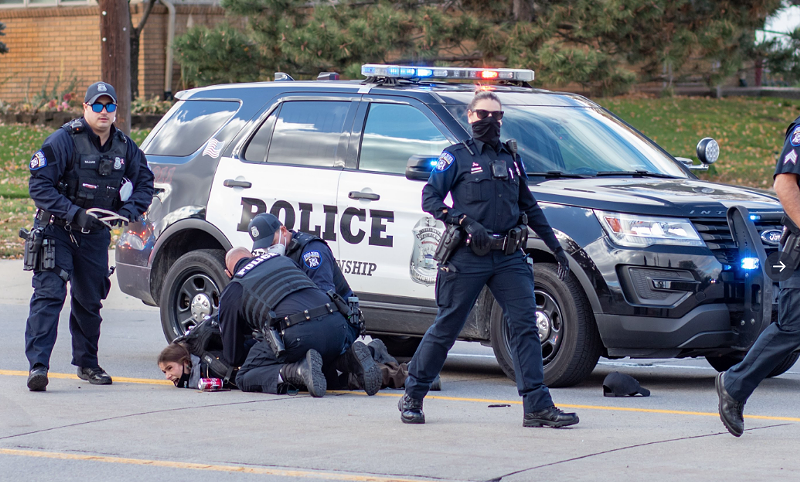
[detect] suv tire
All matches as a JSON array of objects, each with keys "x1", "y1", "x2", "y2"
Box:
[
  {"x1": 490, "y1": 263, "x2": 601, "y2": 388},
  {"x1": 160, "y1": 249, "x2": 228, "y2": 342}
]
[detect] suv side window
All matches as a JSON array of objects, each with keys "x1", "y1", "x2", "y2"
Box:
[
  {"x1": 243, "y1": 111, "x2": 278, "y2": 163},
  {"x1": 266, "y1": 101, "x2": 350, "y2": 168},
  {"x1": 145, "y1": 100, "x2": 239, "y2": 157},
  {"x1": 359, "y1": 103, "x2": 450, "y2": 174}
]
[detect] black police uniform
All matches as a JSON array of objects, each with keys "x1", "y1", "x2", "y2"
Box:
[
  {"x1": 25, "y1": 118, "x2": 154, "y2": 371},
  {"x1": 723, "y1": 116, "x2": 800, "y2": 402},
  {"x1": 285, "y1": 231, "x2": 360, "y2": 345},
  {"x1": 404, "y1": 138, "x2": 565, "y2": 414},
  {"x1": 218, "y1": 253, "x2": 350, "y2": 393}
]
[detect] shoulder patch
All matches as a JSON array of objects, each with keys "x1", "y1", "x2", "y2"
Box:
[
  {"x1": 436, "y1": 151, "x2": 455, "y2": 172},
  {"x1": 303, "y1": 250, "x2": 322, "y2": 269},
  {"x1": 30, "y1": 150, "x2": 47, "y2": 171},
  {"x1": 784, "y1": 149, "x2": 798, "y2": 165},
  {"x1": 791, "y1": 126, "x2": 800, "y2": 146}
]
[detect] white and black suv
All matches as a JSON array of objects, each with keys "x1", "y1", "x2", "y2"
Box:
[{"x1": 115, "y1": 64, "x2": 795, "y2": 387}]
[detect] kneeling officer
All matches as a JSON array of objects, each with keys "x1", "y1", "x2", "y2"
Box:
[
  {"x1": 399, "y1": 91, "x2": 578, "y2": 427},
  {"x1": 219, "y1": 248, "x2": 351, "y2": 396},
  {"x1": 24, "y1": 81, "x2": 154, "y2": 391}
]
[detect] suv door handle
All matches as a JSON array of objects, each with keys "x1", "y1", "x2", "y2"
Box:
[
  {"x1": 348, "y1": 191, "x2": 380, "y2": 201},
  {"x1": 223, "y1": 179, "x2": 252, "y2": 189}
]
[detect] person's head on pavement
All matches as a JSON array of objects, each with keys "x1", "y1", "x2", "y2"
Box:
[
  {"x1": 602, "y1": 372, "x2": 650, "y2": 397},
  {"x1": 158, "y1": 343, "x2": 192, "y2": 386},
  {"x1": 248, "y1": 213, "x2": 291, "y2": 255}
]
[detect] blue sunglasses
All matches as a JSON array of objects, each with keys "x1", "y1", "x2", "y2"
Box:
[{"x1": 89, "y1": 102, "x2": 117, "y2": 113}]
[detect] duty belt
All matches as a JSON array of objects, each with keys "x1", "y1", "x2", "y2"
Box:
[
  {"x1": 279, "y1": 302, "x2": 335, "y2": 331},
  {"x1": 488, "y1": 235, "x2": 510, "y2": 251},
  {"x1": 36, "y1": 209, "x2": 104, "y2": 233}
]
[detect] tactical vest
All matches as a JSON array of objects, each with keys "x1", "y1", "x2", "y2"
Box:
[
  {"x1": 60, "y1": 118, "x2": 127, "y2": 211},
  {"x1": 286, "y1": 231, "x2": 352, "y2": 298},
  {"x1": 233, "y1": 253, "x2": 319, "y2": 332}
]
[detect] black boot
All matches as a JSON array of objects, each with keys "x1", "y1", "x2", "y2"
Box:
[
  {"x1": 337, "y1": 341, "x2": 382, "y2": 396},
  {"x1": 398, "y1": 394, "x2": 425, "y2": 424},
  {"x1": 77, "y1": 366, "x2": 112, "y2": 385},
  {"x1": 368, "y1": 339, "x2": 398, "y2": 365},
  {"x1": 27, "y1": 364, "x2": 48, "y2": 392},
  {"x1": 716, "y1": 372, "x2": 745, "y2": 437},
  {"x1": 280, "y1": 349, "x2": 326, "y2": 397},
  {"x1": 523, "y1": 406, "x2": 579, "y2": 428}
]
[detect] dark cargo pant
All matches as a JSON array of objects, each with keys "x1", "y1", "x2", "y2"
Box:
[{"x1": 405, "y1": 247, "x2": 554, "y2": 413}]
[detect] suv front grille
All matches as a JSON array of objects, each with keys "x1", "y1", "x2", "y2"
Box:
[{"x1": 691, "y1": 216, "x2": 782, "y2": 265}]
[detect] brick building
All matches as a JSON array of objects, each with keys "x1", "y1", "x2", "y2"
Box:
[{"x1": 0, "y1": 0, "x2": 229, "y2": 104}]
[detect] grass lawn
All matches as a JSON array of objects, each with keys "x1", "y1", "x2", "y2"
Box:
[{"x1": 597, "y1": 95, "x2": 800, "y2": 188}]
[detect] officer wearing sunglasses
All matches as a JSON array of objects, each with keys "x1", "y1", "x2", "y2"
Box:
[
  {"x1": 24, "y1": 81, "x2": 154, "y2": 392},
  {"x1": 398, "y1": 90, "x2": 577, "y2": 428}
]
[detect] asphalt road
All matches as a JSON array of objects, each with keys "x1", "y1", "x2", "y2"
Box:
[{"x1": 0, "y1": 254, "x2": 798, "y2": 482}]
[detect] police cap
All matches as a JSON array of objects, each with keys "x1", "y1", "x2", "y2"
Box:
[
  {"x1": 249, "y1": 213, "x2": 283, "y2": 250},
  {"x1": 84, "y1": 81, "x2": 118, "y2": 105}
]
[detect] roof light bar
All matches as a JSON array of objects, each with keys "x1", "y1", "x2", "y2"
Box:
[{"x1": 361, "y1": 64, "x2": 534, "y2": 82}]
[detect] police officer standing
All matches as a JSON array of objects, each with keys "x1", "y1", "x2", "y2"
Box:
[
  {"x1": 25, "y1": 81, "x2": 154, "y2": 391},
  {"x1": 398, "y1": 91, "x2": 578, "y2": 427},
  {"x1": 247, "y1": 213, "x2": 381, "y2": 395},
  {"x1": 716, "y1": 116, "x2": 800, "y2": 436}
]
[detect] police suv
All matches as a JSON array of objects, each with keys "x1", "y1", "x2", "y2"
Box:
[{"x1": 116, "y1": 64, "x2": 795, "y2": 387}]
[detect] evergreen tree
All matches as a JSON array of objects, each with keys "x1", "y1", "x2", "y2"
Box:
[{"x1": 174, "y1": 0, "x2": 782, "y2": 95}]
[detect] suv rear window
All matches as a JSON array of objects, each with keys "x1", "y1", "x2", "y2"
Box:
[{"x1": 145, "y1": 100, "x2": 239, "y2": 157}]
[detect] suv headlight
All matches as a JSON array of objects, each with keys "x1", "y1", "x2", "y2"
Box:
[{"x1": 594, "y1": 210, "x2": 705, "y2": 247}]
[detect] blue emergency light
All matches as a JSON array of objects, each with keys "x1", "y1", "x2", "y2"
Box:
[
  {"x1": 741, "y1": 257, "x2": 760, "y2": 270},
  {"x1": 361, "y1": 64, "x2": 535, "y2": 82}
]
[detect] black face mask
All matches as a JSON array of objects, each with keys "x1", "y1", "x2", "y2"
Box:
[
  {"x1": 472, "y1": 116, "x2": 501, "y2": 146},
  {"x1": 176, "y1": 371, "x2": 191, "y2": 388}
]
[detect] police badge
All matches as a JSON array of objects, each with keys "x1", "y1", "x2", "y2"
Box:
[{"x1": 410, "y1": 217, "x2": 444, "y2": 285}]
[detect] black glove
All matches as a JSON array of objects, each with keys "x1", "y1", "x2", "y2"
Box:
[
  {"x1": 111, "y1": 208, "x2": 136, "y2": 227},
  {"x1": 74, "y1": 209, "x2": 106, "y2": 231},
  {"x1": 462, "y1": 216, "x2": 490, "y2": 255},
  {"x1": 555, "y1": 248, "x2": 570, "y2": 281}
]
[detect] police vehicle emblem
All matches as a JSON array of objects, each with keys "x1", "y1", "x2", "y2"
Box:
[
  {"x1": 114, "y1": 157, "x2": 124, "y2": 170},
  {"x1": 436, "y1": 152, "x2": 455, "y2": 172},
  {"x1": 410, "y1": 217, "x2": 443, "y2": 285},
  {"x1": 30, "y1": 151, "x2": 47, "y2": 170},
  {"x1": 785, "y1": 150, "x2": 798, "y2": 165},
  {"x1": 303, "y1": 251, "x2": 321, "y2": 269},
  {"x1": 792, "y1": 126, "x2": 800, "y2": 146},
  {"x1": 97, "y1": 83, "x2": 107, "y2": 92},
  {"x1": 760, "y1": 229, "x2": 783, "y2": 246},
  {"x1": 250, "y1": 226, "x2": 259, "y2": 238}
]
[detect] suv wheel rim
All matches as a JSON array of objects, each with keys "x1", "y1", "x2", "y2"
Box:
[
  {"x1": 175, "y1": 273, "x2": 220, "y2": 333},
  {"x1": 536, "y1": 289, "x2": 563, "y2": 364}
]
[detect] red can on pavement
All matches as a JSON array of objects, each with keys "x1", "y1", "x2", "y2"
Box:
[{"x1": 198, "y1": 378, "x2": 223, "y2": 390}]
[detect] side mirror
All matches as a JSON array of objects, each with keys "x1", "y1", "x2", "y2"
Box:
[
  {"x1": 696, "y1": 137, "x2": 720, "y2": 165},
  {"x1": 406, "y1": 155, "x2": 438, "y2": 181}
]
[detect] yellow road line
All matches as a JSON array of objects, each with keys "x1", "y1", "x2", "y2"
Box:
[
  {"x1": 0, "y1": 448, "x2": 429, "y2": 481},
  {"x1": 0, "y1": 369, "x2": 173, "y2": 385},
  {"x1": 2, "y1": 370, "x2": 798, "y2": 422}
]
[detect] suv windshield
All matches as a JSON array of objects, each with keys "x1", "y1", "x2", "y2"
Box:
[{"x1": 445, "y1": 104, "x2": 688, "y2": 179}]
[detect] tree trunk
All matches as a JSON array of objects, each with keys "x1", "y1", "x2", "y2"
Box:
[
  {"x1": 513, "y1": 0, "x2": 534, "y2": 22},
  {"x1": 755, "y1": 57, "x2": 763, "y2": 87},
  {"x1": 131, "y1": 34, "x2": 140, "y2": 101},
  {"x1": 100, "y1": 0, "x2": 131, "y2": 134}
]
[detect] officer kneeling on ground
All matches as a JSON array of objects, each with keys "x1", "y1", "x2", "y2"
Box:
[
  {"x1": 25, "y1": 81, "x2": 154, "y2": 391},
  {"x1": 219, "y1": 247, "x2": 378, "y2": 397},
  {"x1": 398, "y1": 90, "x2": 578, "y2": 427},
  {"x1": 247, "y1": 213, "x2": 440, "y2": 392}
]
